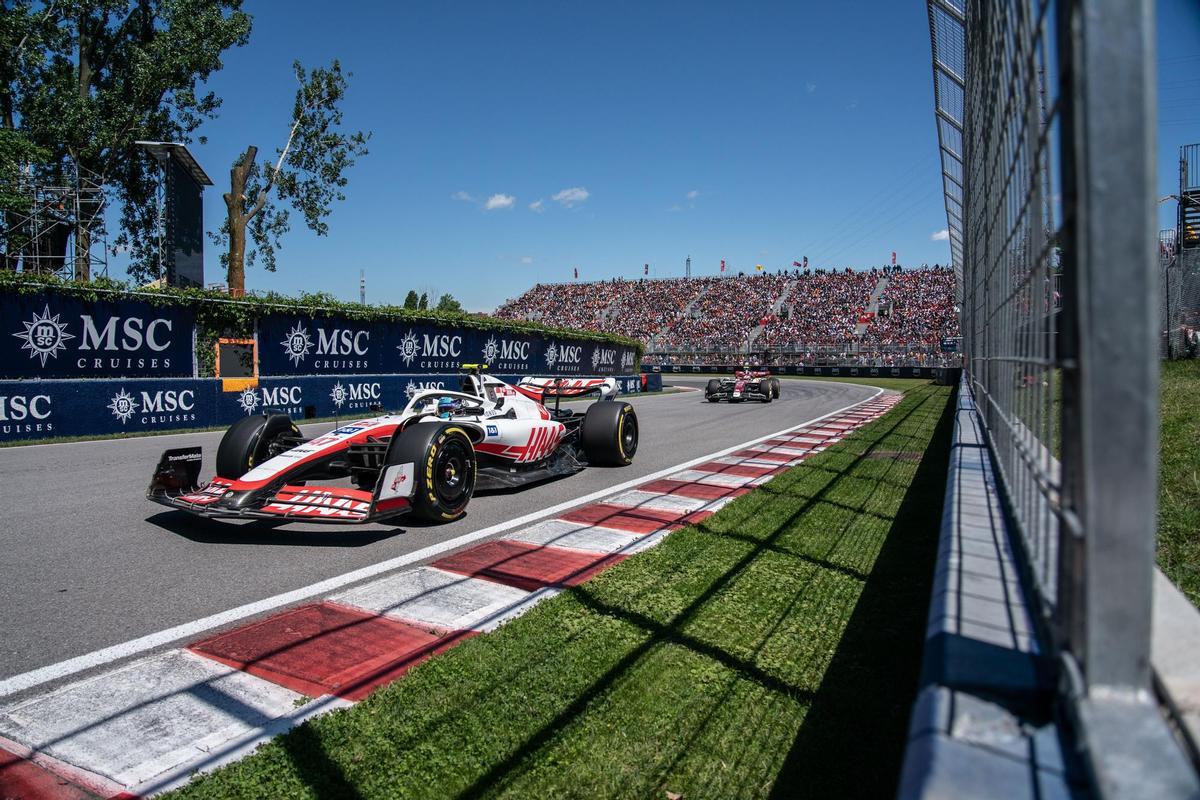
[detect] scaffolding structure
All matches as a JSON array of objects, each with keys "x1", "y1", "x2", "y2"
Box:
[{"x1": 1, "y1": 163, "x2": 108, "y2": 279}]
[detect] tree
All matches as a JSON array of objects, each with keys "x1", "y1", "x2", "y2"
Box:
[
  {"x1": 435, "y1": 293, "x2": 463, "y2": 313},
  {"x1": 418, "y1": 291, "x2": 428, "y2": 310},
  {"x1": 211, "y1": 60, "x2": 369, "y2": 295},
  {"x1": 4, "y1": 0, "x2": 251, "y2": 280},
  {"x1": 403, "y1": 290, "x2": 419, "y2": 309}
]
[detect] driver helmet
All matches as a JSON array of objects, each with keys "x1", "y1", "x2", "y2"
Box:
[{"x1": 437, "y1": 396, "x2": 456, "y2": 419}]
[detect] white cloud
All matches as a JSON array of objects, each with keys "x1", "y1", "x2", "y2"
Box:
[
  {"x1": 451, "y1": 190, "x2": 476, "y2": 203},
  {"x1": 931, "y1": 229, "x2": 950, "y2": 241},
  {"x1": 520, "y1": 256, "x2": 534, "y2": 264},
  {"x1": 552, "y1": 186, "x2": 590, "y2": 208},
  {"x1": 685, "y1": 189, "x2": 700, "y2": 200},
  {"x1": 806, "y1": 82, "x2": 817, "y2": 94},
  {"x1": 484, "y1": 193, "x2": 516, "y2": 211},
  {"x1": 529, "y1": 198, "x2": 545, "y2": 213}
]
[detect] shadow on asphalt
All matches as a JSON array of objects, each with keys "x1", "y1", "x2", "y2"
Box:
[{"x1": 146, "y1": 511, "x2": 405, "y2": 547}]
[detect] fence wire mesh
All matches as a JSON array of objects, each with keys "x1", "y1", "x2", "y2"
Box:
[{"x1": 931, "y1": 0, "x2": 1064, "y2": 614}]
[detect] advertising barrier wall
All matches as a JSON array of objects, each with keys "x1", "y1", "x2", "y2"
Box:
[
  {"x1": 259, "y1": 313, "x2": 639, "y2": 377},
  {"x1": 0, "y1": 372, "x2": 662, "y2": 442},
  {"x1": 1, "y1": 292, "x2": 196, "y2": 379}
]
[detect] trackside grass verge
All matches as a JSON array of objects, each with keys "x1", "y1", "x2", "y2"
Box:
[
  {"x1": 169, "y1": 384, "x2": 956, "y2": 800},
  {"x1": 1159, "y1": 360, "x2": 1200, "y2": 607}
]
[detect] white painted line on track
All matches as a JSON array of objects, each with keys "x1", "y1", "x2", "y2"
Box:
[{"x1": 0, "y1": 387, "x2": 884, "y2": 698}]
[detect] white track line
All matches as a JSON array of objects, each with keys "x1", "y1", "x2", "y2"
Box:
[{"x1": 0, "y1": 387, "x2": 883, "y2": 698}]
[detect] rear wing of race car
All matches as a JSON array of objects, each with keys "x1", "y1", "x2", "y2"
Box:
[{"x1": 516, "y1": 376, "x2": 618, "y2": 400}]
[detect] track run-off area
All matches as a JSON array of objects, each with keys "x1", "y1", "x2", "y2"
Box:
[{"x1": 0, "y1": 378, "x2": 880, "y2": 684}]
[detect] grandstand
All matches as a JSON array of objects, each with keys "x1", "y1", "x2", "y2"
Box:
[{"x1": 495, "y1": 266, "x2": 961, "y2": 366}]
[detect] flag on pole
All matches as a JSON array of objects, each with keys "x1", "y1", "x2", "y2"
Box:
[
  {"x1": 755, "y1": 264, "x2": 763, "y2": 272},
  {"x1": 891, "y1": 251, "x2": 897, "y2": 265},
  {"x1": 792, "y1": 261, "x2": 802, "y2": 268},
  {"x1": 573, "y1": 266, "x2": 578, "y2": 279},
  {"x1": 720, "y1": 259, "x2": 725, "y2": 272},
  {"x1": 644, "y1": 263, "x2": 649, "y2": 276},
  {"x1": 803, "y1": 256, "x2": 808, "y2": 268}
]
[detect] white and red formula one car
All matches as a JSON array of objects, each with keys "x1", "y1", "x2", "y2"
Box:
[
  {"x1": 704, "y1": 368, "x2": 782, "y2": 403},
  {"x1": 147, "y1": 365, "x2": 638, "y2": 525}
]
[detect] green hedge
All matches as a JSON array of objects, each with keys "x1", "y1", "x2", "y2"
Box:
[{"x1": 0, "y1": 271, "x2": 642, "y2": 377}]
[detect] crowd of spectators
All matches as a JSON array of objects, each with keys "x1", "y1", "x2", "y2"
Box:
[
  {"x1": 757, "y1": 270, "x2": 878, "y2": 348},
  {"x1": 653, "y1": 273, "x2": 793, "y2": 350},
  {"x1": 861, "y1": 267, "x2": 959, "y2": 346},
  {"x1": 495, "y1": 265, "x2": 960, "y2": 362},
  {"x1": 494, "y1": 281, "x2": 612, "y2": 330}
]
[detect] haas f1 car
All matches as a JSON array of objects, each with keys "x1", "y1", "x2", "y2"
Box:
[
  {"x1": 147, "y1": 366, "x2": 638, "y2": 525},
  {"x1": 705, "y1": 370, "x2": 781, "y2": 403}
]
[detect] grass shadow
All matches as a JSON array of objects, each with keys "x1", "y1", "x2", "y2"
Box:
[{"x1": 768, "y1": 383, "x2": 958, "y2": 798}]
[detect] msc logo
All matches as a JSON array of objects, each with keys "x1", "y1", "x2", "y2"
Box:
[
  {"x1": 423, "y1": 334, "x2": 461, "y2": 357},
  {"x1": 318, "y1": 328, "x2": 369, "y2": 356},
  {"x1": 397, "y1": 330, "x2": 462, "y2": 367},
  {"x1": 330, "y1": 381, "x2": 382, "y2": 408},
  {"x1": 0, "y1": 394, "x2": 52, "y2": 421},
  {"x1": 13, "y1": 306, "x2": 177, "y2": 371},
  {"x1": 404, "y1": 379, "x2": 446, "y2": 399},
  {"x1": 545, "y1": 342, "x2": 582, "y2": 371},
  {"x1": 621, "y1": 350, "x2": 636, "y2": 370},
  {"x1": 482, "y1": 336, "x2": 530, "y2": 364},
  {"x1": 591, "y1": 347, "x2": 616, "y2": 371},
  {"x1": 281, "y1": 323, "x2": 314, "y2": 366},
  {"x1": 13, "y1": 305, "x2": 74, "y2": 366},
  {"x1": 79, "y1": 316, "x2": 172, "y2": 352},
  {"x1": 108, "y1": 388, "x2": 196, "y2": 424},
  {"x1": 107, "y1": 388, "x2": 138, "y2": 424},
  {"x1": 238, "y1": 385, "x2": 303, "y2": 415},
  {"x1": 140, "y1": 389, "x2": 195, "y2": 413}
]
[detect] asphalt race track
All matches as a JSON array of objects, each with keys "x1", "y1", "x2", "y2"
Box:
[{"x1": 0, "y1": 377, "x2": 878, "y2": 683}]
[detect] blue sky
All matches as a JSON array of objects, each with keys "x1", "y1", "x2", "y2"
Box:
[{"x1": 111, "y1": 1, "x2": 1200, "y2": 311}]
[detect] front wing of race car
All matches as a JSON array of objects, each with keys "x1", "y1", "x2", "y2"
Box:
[
  {"x1": 146, "y1": 447, "x2": 417, "y2": 524},
  {"x1": 710, "y1": 379, "x2": 771, "y2": 402}
]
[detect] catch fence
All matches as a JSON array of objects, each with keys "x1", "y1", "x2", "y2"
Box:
[{"x1": 929, "y1": 0, "x2": 1196, "y2": 795}]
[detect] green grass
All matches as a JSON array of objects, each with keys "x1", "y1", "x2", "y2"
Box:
[
  {"x1": 169, "y1": 382, "x2": 955, "y2": 800},
  {"x1": 1159, "y1": 361, "x2": 1200, "y2": 606}
]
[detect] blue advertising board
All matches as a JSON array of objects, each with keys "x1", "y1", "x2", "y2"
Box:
[
  {"x1": 258, "y1": 313, "x2": 638, "y2": 378},
  {"x1": 0, "y1": 371, "x2": 662, "y2": 442},
  {"x1": 1, "y1": 293, "x2": 195, "y2": 379}
]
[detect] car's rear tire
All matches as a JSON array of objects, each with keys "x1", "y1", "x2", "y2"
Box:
[
  {"x1": 771, "y1": 378, "x2": 781, "y2": 399},
  {"x1": 762, "y1": 385, "x2": 773, "y2": 403},
  {"x1": 387, "y1": 422, "x2": 477, "y2": 522},
  {"x1": 582, "y1": 401, "x2": 638, "y2": 466},
  {"x1": 215, "y1": 413, "x2": 300, "y2": 479},
  {"x1": 706, "y1": 378, "x2": 721, "y2": 402}
]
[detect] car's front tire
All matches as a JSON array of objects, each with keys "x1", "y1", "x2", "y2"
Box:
[
  {"x1": 706, "y1": 379, "x2": 721, "y2": 402},
  {"x1": 387, "y1": 422, "x2": 477, "y2": 522},
  {"x1": 215, "y1": 413, "x2": 300, "y2": 479}
]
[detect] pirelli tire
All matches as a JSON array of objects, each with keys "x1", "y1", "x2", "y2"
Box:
[
  {"x1": 706, "y1": 379, "x2": 722, "y2": 402},
  {"x1": 771, "y1": 378, "x2": 781, "y2": 399},
  {"x1": 215, "y1": 413, "x2": 301, "y2": 480},
  {"x1": 388, "y1": 422, "x2": 477, "y2": 523},
  {"x1": 582, "y1": 401, "x2": 639, "y2": 466},
  {"x1": 761, "y1": 383, "x2": 773, "y2": 403}
]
